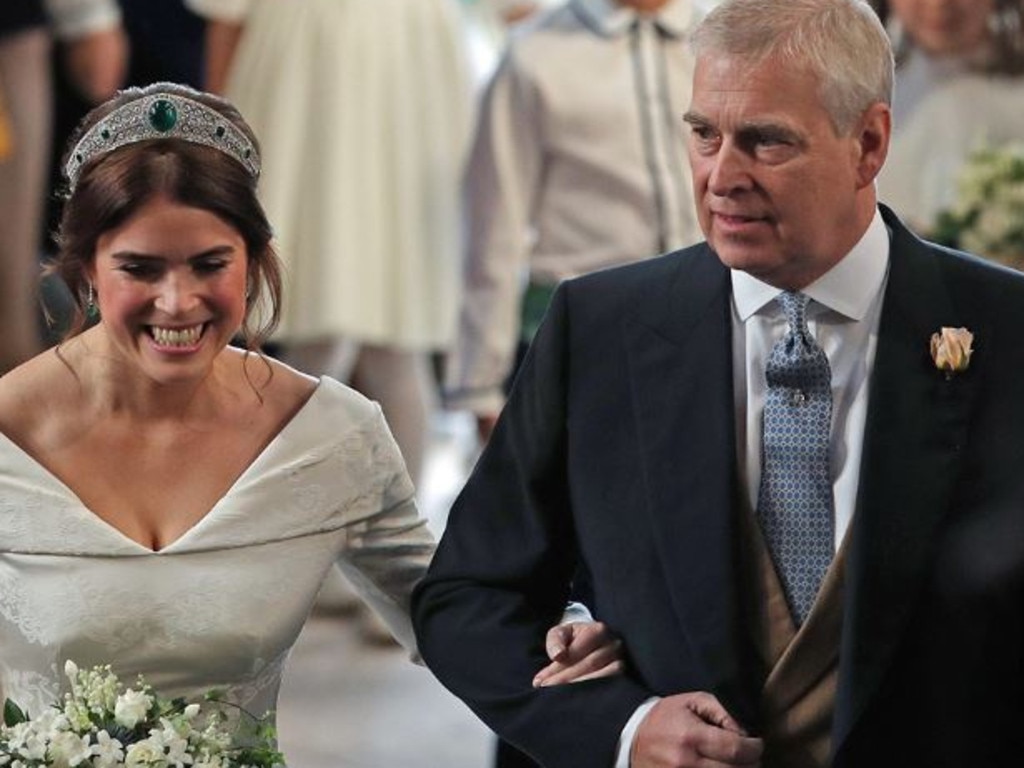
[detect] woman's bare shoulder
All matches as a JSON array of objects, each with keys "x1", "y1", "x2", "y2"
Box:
[
  {"x1": 0, "y1": 348, "x2": 80, "y2": 447},
  {"x1": 232, "y1": 348, "x2": 320, "y2": 417}
]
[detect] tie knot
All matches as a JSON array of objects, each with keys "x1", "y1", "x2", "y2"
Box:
[{"x1": 778, "y1": 291, "x2": 810, "y2": 336}]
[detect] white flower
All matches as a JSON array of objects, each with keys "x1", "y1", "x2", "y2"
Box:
[
  {"x1": 47, "y1": 731, "x2": 92, "y2": 768},
  {"x1": 183, "y1": 704, "x2": 201, "y2": 720},
  {"x1": 115, "y1": 688, "x2": 154, "y2": 729},
  {"x1": 63, "y1": 699, "x2": 93, "y2": 732},
  {"x1": 7, "y1": 723, "x2": 47, "y2": 761},
  {"x1": 150, "y1": 721, "x2": 194, "y2": 768},
  {"x1": 91, "y1": 730, "x2": 125, "y2": 768},
  {"x1": 125, "y1": 739, "x2": 168, "y2": 766},
  {"x1": 32, "y1": 708, "x2": 69, "y2": 738}
]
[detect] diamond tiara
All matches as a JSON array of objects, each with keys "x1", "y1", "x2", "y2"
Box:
[{"x1": 64, "y1": 92, "x2": 261, "y2": 189}]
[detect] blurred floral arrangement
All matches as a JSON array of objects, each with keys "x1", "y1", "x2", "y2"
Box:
[
  {"x1": 0, "y1": 661, "x2": 283, "y2": 768},
  {"x1": 932, "y1": 143, "x2": 1024, "y2": 270}
]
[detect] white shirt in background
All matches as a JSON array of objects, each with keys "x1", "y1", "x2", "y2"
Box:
[{"x1": 446, "y1": 0, "x2": 706, "y2": 416}]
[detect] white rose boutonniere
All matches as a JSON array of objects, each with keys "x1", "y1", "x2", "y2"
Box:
[{"x1": 930, "y1": 327, "x2": 974, "y2": 377}]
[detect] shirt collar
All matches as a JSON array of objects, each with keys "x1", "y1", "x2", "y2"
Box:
[
  {"x1": 732, "y1": 207, "x2": 890, "y2": 322},
  {"x1": 572, "y1": 0, "x2": 694, "y2": 39}
]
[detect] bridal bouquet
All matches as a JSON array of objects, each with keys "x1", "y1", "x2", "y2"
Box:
[
  {"x1": 0, "y1": 662, "x2": 284, "y2": 768},
  {"x1": 932, "y1": 143, "x2": 1024, "y2": 270}
]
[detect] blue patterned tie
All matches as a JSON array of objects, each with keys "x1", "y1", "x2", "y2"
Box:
[{"x1": 756, "y1": 292, "x2": 834, "y2": 625}]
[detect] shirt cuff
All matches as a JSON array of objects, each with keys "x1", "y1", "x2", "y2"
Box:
[
  {"x1": 615, "y1": 697, "x2": 660, "y2": 768},
  {"x1": 558, "y1": 601, "x2": 594, "y2": 625}
]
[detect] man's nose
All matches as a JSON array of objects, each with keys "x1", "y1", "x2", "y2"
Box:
[{"x1": 707, "y1": 139, "x2": 753, "y2": 196}]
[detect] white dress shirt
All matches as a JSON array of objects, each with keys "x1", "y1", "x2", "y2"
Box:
[
  {"x1": 615, "y1": 209, "x2": 891, "y2": 767},
  {"x1": 446, "y1": 0, "x2": 705, "y2": 415}
]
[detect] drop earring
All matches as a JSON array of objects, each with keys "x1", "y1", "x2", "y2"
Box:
[{"x1": 86, "y1": 283, "x2": 99, "y2": 321}]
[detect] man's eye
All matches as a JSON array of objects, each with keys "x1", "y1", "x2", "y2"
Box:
[{"x1": 691, "y1": 125, "x2": 717, "y2": 141}]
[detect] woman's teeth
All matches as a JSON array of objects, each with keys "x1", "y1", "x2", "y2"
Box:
[{"x1": 150, "y1": 324, "x2": 203, "y2": 347}]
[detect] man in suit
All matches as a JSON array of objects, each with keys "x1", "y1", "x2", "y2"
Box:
[{"x1": 412, "y1": 0, "x2": 1024, "y2": 766}]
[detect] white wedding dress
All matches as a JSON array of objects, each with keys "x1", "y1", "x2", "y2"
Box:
[{"x1": 0, "y1": 377, "x2": 434, "y2": 733}]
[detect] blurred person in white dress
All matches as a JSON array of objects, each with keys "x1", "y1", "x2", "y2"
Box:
[
  {"x1": 870, "y1": 0, "x2": 1024, "y2": 233},
  {"x1": 0, "y1": 82, "x2": 625, "y2": 752}
]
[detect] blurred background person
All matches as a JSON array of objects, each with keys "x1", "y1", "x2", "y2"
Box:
[
  {"x1": 460, "y1": 0, "x2": 561, "y2": 86},
  {"x1": 870, "y1": 0, "x2": 1024, "y2": 233},
  {"x1": 0, "y1": 0, "x2": 125, "y2": 374},
  {"x1": 446, "y1": 0, "x2": 712, "y2": 443},
  {"x1": 0, "y1": 1, "x2": 52, "y2": 374}
]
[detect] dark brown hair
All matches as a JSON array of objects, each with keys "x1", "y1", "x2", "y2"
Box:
[
  {"x1": 868, "y1": 0, "x2": 1024, "y2": 75},
  {"x1": 52, "y1": 82, "x2": 283, "y2": 350}
]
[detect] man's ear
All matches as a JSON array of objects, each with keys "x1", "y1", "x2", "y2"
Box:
[{"x1": 853, "y1": 102, "x2": 891, "y2": 189}]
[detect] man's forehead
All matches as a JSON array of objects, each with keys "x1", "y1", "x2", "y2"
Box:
[{"x1": 691, "y1": 54, "x2": 820, "y2": 106}]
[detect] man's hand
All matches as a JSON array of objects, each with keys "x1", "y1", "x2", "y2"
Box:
[
  {"x1": 632, "y1": 692, "x2": 764, "y2": 767},
  {"x1": 532, "y1": 621, "x2": 624, "y2": 687}
]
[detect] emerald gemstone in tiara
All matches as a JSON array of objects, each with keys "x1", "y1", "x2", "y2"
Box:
[{"x1": 148, "y1": 99, "x2": 178, "y2": 132}]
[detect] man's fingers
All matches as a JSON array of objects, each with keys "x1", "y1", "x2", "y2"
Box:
[
  {"x1": 534, "y1": 656, "x2": 624, "y2": 687},
  {"x1": 632, "y1": 693, "x2": 762, "y2": 768},
  {"x1": 685, "y1": 691, "x2": 747, "y2": 735},
  {"x1": 544, "y1": 620, "x2": 615, "y2": 662},
  {"x1": 544, "y1": 624, "x2": 572, "y2": 662},
  {"x1": 693, "y1": 725, "x2": 763, "y2": 765}
]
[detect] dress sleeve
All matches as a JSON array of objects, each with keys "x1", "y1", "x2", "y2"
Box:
[{"x1": 332, "y1": 405, "x2": 436, "y2": 658}]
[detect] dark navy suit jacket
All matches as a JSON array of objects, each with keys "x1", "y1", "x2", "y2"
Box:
[{"x1": 413, "y1": 206, "x2": 1024, "y2": 767}]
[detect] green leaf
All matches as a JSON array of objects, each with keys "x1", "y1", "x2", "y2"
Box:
[{"x1": 3, "y1": 699, "x2": 27, "y2": 727}]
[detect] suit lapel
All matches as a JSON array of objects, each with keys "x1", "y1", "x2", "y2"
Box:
[
  {"x1": 832, "y1": 208, "x2": 983, "y2": 755},
  {"x1": 622, "y1": 247, "x2": 756, "y2": 720}
]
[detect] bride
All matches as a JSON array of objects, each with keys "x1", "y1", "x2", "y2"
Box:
[{"x1": 0, "y1": 82, "x2": 620, "y2": 753}]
